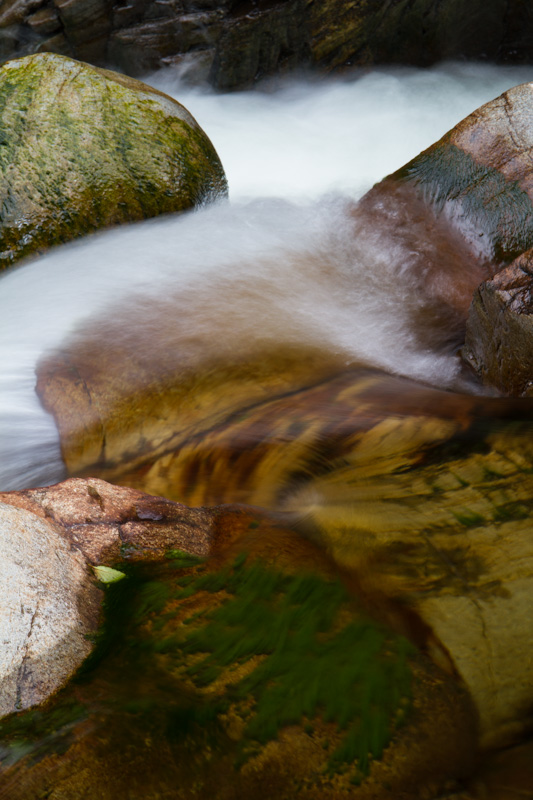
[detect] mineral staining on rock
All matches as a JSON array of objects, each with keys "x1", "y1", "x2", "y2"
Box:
[{"x1": 0, "y1": 52, "x2": 227, "y2": 269}]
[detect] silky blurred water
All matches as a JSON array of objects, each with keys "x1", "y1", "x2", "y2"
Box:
[{"x1": 0, "y1": 62, "x2": 532, "y2": 491}]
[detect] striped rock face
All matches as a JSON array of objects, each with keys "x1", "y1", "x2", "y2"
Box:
[
  {"x1": 385, "y1": 80, "x2": 533, "y2": 265},
  {"x1": 361, "y1": 81, "x2": 533, "y2": 396},
  {"x1": 0, "y1": 52, "x2": 227, "y2": 269}
]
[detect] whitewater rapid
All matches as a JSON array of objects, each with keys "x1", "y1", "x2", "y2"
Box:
[{"x1": 1, "y1": 62, "x2": 532, "y2": 491}]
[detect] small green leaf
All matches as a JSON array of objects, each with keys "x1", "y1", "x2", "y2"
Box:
[{"x1": 93, "y1": 565, "x2": 126, "y2": 584}]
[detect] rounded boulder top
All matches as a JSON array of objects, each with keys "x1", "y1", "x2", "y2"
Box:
[{"x1": 0, "y1": 53, "x2": 228, "y2": 269}]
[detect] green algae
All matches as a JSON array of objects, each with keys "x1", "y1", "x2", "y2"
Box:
[
  {"x1": 126, "y1": 555, "x2": 415, "y2": 780},
  {"x1": 0, "y1": 53, "x2": 228, "y2": 269},
  {"x1": 0, "y1": 554, "x2": 414, "y2": 789}
]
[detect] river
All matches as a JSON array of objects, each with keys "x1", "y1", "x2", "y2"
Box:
[{"x1": 0, "y1": 61, "x2": 532, "y2": 492}]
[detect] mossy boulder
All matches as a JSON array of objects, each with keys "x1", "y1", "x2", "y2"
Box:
[{"x1": 0, "y1": 52, "x2": 227, "y2": 269}]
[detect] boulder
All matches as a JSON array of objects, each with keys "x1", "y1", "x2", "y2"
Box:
[
  {"x1": 0, "y1": 500, "x2": 100, "y2": 719},
  {"x1": 382, "y1": 81, "x2": 533, "y2": 264},
  {"x1": 0, "y1": 52, "x2": 227, "y2": 269},
  {"x1": 358, "y1": 79, "x2": 533, "y2": 282},
  {"x1": 358, "y1": 80, "x2": 533, "y2": 395},
  {"x1": 0, "y1": 477, "x2": 219, "y2": 717},
  {"x1": 462, "y1": 249, "x2": 533, "y2": 395}
]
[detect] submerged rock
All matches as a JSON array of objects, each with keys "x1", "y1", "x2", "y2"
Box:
[
  {"x1": 34, "y1": 359, "x2": 533, "y2": 749},
  {"x1": 0, "y1": 488, "x2": 477, "y2": 799},
  {"x1": 0, "y1": 52, "x2": 227, "y2": 269}
]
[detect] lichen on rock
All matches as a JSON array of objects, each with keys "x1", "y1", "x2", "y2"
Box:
[{"x1": 0, "y1": 52, "x2": 227, "y2": 269}]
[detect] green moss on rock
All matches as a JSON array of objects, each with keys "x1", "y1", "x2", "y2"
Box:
[
  {"x1": 119, "y1": 555, "x2": 414, "y2": 782},
  {"x1": 0, "y1": 52, "x2": 228, "y2": 269}
]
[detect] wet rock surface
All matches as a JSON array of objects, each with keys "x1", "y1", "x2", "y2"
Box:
[
  {"x1": 0, "y1": 52, "x2": 227, "y2": 269},
  {"x1": 0, "y1": 500, "x2": 478, "y2": 799},
  {"x1": 360, "y1": 80, "x2": 533, "y2": 397},
  {"x1": 1, "y1": 0, "x2": 533, "y2": 91},
  {"x1": 463, "y1": 250, "x2": 533, "y2": 396},
  {"x1": 362, "y1": 81, "x2": 533, "y2": 269}
]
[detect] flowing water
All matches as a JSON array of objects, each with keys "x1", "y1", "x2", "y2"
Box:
[{"x1": 1, "y1": 61, "x2": 532, "y2": 492}]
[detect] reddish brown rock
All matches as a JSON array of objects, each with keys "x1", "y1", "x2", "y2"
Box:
[
  {"x1": 0, "y1": 477, "x2": 220, "y2": 718},
  {"x1": 0, "y1": 477, "x2": 216, "y2": 565},
  {"x1": 360, "y1": 81, "x2": 533, "y2": 275},
  {"x1": 360, "y1": 81, "x2": 533, "y2": 398},
  {"x1": 462, "y1": 249, "x2": 533, "y2": 396}
]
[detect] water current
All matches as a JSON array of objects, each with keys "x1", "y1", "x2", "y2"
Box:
[{"x1": 1, "y1": 62, "x2": 532, "y2": 492}]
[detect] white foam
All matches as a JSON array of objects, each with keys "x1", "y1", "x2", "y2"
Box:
[{"x1": 1, "y1": 62, "x2": 531, "y2": 491}]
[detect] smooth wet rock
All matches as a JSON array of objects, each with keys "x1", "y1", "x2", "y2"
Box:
[
  {"x1": 357, "y1": 81, "x2": 533, "y2": 397},
  {"x1": 376, "y1": 79, "x2": 533, "y2": 398},
  {"x1": 371, "y1": 81, "x2": 533, "y2": 265},
  {"x1": 36, "y1": 308, "x2": 350, "y2": 479},
  {"x1": 462, "y1": 249, "x2": 533, "y2": 396},
  {"x1": 0, "y1": 501, "x2": 100, "y2": 718},
  {"x1": 0, "y1": 52, "x2": 227, "y2": 269}
]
